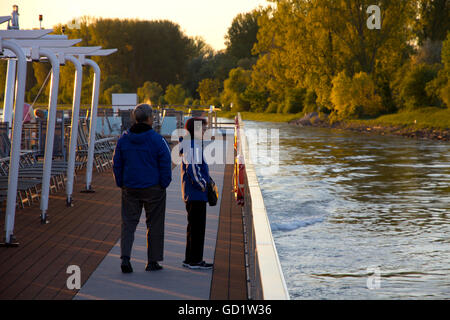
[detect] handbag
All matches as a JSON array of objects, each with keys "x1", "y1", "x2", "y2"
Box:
[{"x1": 207, "y1": 178, "x2": 219, "y2": 206}]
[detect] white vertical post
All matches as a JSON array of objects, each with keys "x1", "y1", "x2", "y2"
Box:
[
  {"x1": 83, "y1": 59, "x2": 100, "y2": 192},
  {"x1": 65, "y1": 55, "x2": 82, "y2": 205},
  {"x1": 39, "y1": 48, "x2": 60, "y2": 223},
  {"x1": 2, "y1": 59, "x2": 16, "y2": 127},
  {"x1": 2, "y1": 40, "x2": 27, "y2": 246}
]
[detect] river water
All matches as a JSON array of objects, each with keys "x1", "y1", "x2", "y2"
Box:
[{"x1": 243, "y1": 121, "x2": 450, "y2": 299}]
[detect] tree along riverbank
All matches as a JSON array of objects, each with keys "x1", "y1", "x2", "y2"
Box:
[
  {"x1": 219, "y1": 108, "x2": 450, "y2": 142},
  {"x1": 290, "y1": 108, "x2": 450, "y2": 142}
]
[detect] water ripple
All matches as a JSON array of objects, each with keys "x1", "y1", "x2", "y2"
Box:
[{"x1": 243, "y1": 120, "x2": 450, "y2": 300}]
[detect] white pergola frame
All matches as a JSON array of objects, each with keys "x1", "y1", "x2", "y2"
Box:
[
  {"x1": 78, "y1": 49, "x2": 117, "y2": 193},
  {"x1": 0, "y1": 27, "x2": 116, "y2": 245}
]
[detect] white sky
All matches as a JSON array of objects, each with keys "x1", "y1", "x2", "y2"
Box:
[{"x1": 0, "y1": 0, "x2": 269, "y2": 50}]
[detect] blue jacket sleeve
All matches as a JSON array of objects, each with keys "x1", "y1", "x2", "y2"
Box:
[
  {"x1": 183, "y1": 147, "x2": 208, "y2": 191},
  {"x1": 158, "y1": 136, "x2": 172, "y2": 189},
  {"x1": 112, "y1": 139, "x2": 124, "y2": 188}
]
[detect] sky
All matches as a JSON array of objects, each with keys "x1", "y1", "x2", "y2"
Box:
[{"x1": 0, "y1": 0, "x2": 269, "y2": 50}]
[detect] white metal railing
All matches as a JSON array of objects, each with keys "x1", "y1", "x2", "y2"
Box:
[{"x1": 236, "y1": 113, "x2": 290, "y2": 300}]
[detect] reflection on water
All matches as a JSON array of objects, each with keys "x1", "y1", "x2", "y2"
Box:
[{"x1": 244, "y1": 121, "x2": 450, "y2": 300}]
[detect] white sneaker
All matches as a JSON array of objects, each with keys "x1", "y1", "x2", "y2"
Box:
[{"x1": 182, "y1": 261, "x2": 213, "y2": 270}]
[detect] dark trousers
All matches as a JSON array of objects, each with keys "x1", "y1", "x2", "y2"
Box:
[
  {"x1": 121, "y1": 185, "x2": 166, "y2": 262},
  {"x1": 185, "y1": 201, "x2": 207, "y2": 264}
]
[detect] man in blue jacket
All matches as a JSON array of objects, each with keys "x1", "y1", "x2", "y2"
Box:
[{"x1": 113, "y1": 104, "x2": 172, "y2": 273}]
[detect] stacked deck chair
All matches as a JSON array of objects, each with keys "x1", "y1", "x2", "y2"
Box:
[
  {"x1": 0, "y1": 115, "x2": 78, "y2": 209},
  {"x1": 77, "y1": 118, "x2": 116, "y2": 173},
  {"x1": 0, "y1": 122, "x2": 47, "y2": 207}
]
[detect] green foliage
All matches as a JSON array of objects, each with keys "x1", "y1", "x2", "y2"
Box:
[
  {"x1": 439, "y1": 82, "x2": 450, "y2": 107},
  {"x1": 158, "y1": 95, "x2": 167, "y2": 106},
  {"x1": 414, "y1": 39, "x2": 444, "y2": 65},
  {"x1": 137, "y1": 81, "x2": 163, "y2": 105},
  {"x1": 241, "y1": 86, "x2": 269, "y2": 112},
  {"x1": 43, "y1": 17, "x2": 199, "y2": 106},
  {"x1": 265, "y1": 102, "x2": 278, "y2": 113},
  {"x1": 252, "y1": 0, "x2": 416, "y2": 112},
  {"x1": 187, "y1": 36, "x2": 214, "y2": 59},
  {"x1": 164, "y1": 84, "x2": 186, "y2": 105},
  {"x1": 415, "y1": 0, "x2": 450, "y2": 43},
  {"x1": 236, "y1": 57, "x2": 257, "y2": 70},
  {"x1": 103, "y1": 84, "x2": 125, "y2": 105},
  {"x1": 29, "y1": 62, "x2": 52, "y2": 103},
  {"x1": 356, "y1": 107, "x2": 450, "y2": 130},
  {"x1": 207, "y1": 96, "x2": 221, "y2": 107},
  {"x1": 393, "y1": 63, "x2": 440, "y2": 110},
  {"x1": 303, "y1": 90, "x2": 319, "y2": 114},
  {"x1": 183, "y1": 97, "x2": 193, "y2": 106},
  {"x1": 426, "y1": 32, "x2": 450, "y2": 107},
  {"x1": 3, "y1": 1, "x2": 444, "y2": 125},
  {"x1": 221, "y1": 68, "x2": 252, "y2": 112},
  {"x1": 184, "y1": 52, "x2": 236, "y2": 98},
  {"x1": 283, "y1": 88, "x2": 307, "y2": 114},
  {"x1": 443, "y1": 32, "x2": 450, "y2": 69},
  {"x1": 225, "y1": 10, "x2": 261, "y2": 61},
  {"x1": 197, "y1": 78, "x2": 221, "y2": 105},
  {"x1": 331, "y1": 72, "x2": 384, "y2": 118},
  {"x1": 218, "y1": 111, "x2": 303, "y2": 123}
]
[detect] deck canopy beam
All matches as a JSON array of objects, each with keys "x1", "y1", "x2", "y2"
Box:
[
  {"x1": 1, "y1": 28, "x2": 116, "y2": 243},
  {"x1": 1, "y1": 29, "x2": 53, "y2": 126},
  {"x1": 78, "y1": 48, "x2": 117, "y2": 192},
  {"x1": 0, "y1": 40, "x2": 27, "y2": 246}
]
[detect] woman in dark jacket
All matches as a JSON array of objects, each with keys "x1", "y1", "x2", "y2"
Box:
[{"x1": 180, "y1": 117, "x2": 213, "y2": 269}]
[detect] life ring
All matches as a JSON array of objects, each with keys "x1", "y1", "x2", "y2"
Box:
[{"x1": 233, "y1": 154, "x2": 245, "y2": 206}]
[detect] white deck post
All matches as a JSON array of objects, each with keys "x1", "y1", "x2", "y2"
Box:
[
  {"x1": 65, "y1": 55, "x2": 82, "y2": 205},
  {"x1": 82, "y1": 59, "x2": 100, "y2": 192},
  {"x1": 39, "y1": 48, "x2": 60, "y2": 224},
  {"x1": 2, "y1": 59, "x2": 16, "y2": 127},
  {"x1": 2, "y1": 40, "x2": 27, "y2": 246}
]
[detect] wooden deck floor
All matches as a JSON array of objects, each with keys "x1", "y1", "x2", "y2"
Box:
[
  {"x1": 210, "y1": 164, "x2": 247, "y2": 300},
  {"x1": 0, "y1": 169, "x2": 122, "y2": 300},
  {"x1": 0, "y1": 164, "x2": 247, "y2": 300}
]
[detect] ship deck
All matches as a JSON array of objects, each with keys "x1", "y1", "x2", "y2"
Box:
[{"x1": 0, "y1": 163, "x2": 247, "y2": 300}]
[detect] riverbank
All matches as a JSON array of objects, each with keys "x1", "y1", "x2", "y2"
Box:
[
  {"x1": 290, "y1": 108, "x2": 450, "y2": 141},
  {"x1": 219, "y1": 108, "x2": 450, "y2": 142},
  {"x1": 218, "y1": 111, "x2": 303, "y2": 122}
]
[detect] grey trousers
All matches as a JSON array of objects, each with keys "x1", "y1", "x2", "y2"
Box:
[{"x1": 120, "y1": 185, "x2": 166, "y2": 262}]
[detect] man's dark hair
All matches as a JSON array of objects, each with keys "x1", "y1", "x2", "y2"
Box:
[
  {"x1": 184, "y1": 117, "x2": 207, "y2": 139},
  {"x1": 132, "y1": 104, "x2": 153, "y2": 123}
]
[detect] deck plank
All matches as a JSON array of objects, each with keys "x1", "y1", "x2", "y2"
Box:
[
  {"x1": 74, "y1": 164, "x2": 224, "y2": 300},
  {"x1": 0, "y1": 169, "x2": 122, "y2": 300},
  {"x1": 210, "y1": 163, "x2": 247, "y2": 300},
  {"x1": 0, "y1": 159, "x2": 248, "y2": 300}
]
